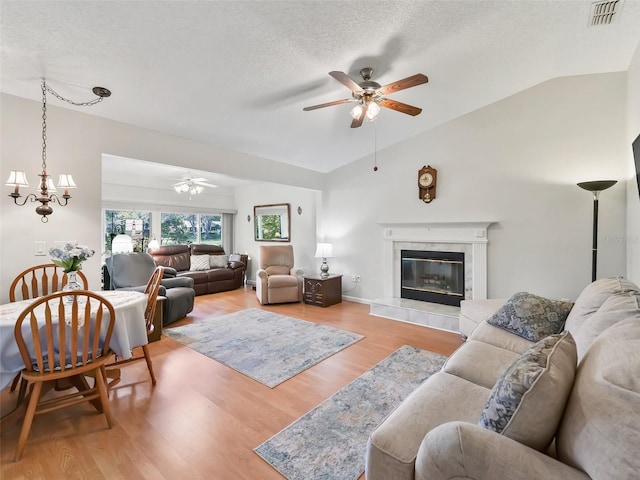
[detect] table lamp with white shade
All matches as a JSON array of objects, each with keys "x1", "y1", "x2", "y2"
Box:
[
  {"x1": 112, "y1": 234, "x2": 134, "y2": 254},
  {"x1": 314, "y1": 243, "x2": 334, "y2": 278}
]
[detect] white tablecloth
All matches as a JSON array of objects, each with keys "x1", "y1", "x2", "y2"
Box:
[{"x1": 0, "y1": 290, "x2": 148, "y2": 390}]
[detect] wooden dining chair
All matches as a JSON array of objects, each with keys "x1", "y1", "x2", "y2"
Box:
[
  {"x1": 109, "y1": 266, "x2": 163, "y2": 386},
  {"x1": 9, "y1": 264, "x2": 88, "y2": 302},
  {"x1": 8, "y1": 264, "x2": 89, "y2": 395},
  {"x1": 13, "y1": 290, "x2": 116, "y2": 461}
]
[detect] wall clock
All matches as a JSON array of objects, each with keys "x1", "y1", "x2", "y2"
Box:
[{"x1": 418, "y1": 165, "x2": 437, "y2": 203}]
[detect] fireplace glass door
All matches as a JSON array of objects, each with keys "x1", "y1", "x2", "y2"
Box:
[{"x1": 401, "y1": 250, "x2": 465, "y2": 306}]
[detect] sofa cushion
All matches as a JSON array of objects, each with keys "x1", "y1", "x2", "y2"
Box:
[
  {"x1": 572, "y1": 292, "x2": 640, "y2": 362},
  {"x1": 190, "y1": 254, "x2": 210, "y2": 271},
  {"x1": 478, "y1": 331, "x2": 577, "y2": 451},
  {"x1": 366, "y1": 371, "x2": 491, "y2": 480},
  {"x1": 443, "y1": 340, "x2": 521, "y2": 389},
  {"x1": 486, "y1": 292, "x2": 573, "y2": 342},
  {"x1": 268, "y1": 274, "x2": 299, "y2": 289},
  {"x1": 190, "y1": 244, "x2": 225, "y2": 256},
  {"x1": 469, "y1": 321, "x2": 534, "y2": 354},
  {"x1": 459, "y1": 298, "x2": 507, "y2": 338},
  {"x1": 209, "y1": 254, "x2": 229, "y2": 268},
  {"x1": 265, "y1": 265, "x2": 290, "y2": 276},
  {"x1": 153, "y1": 249, "x2": 191, "y2": 272},
  {"x1": 556, "y1": 317, "x2": 640, "y2": 479},
  {"x1": 564, "y1": 276, "x2": 640, "y2": 335},
  {"x1": 207, "y1": 268, "x2": 235, "y2": 281},
  {"x1": 178, "y1": 270, "x2": 208, "y2": 284}
]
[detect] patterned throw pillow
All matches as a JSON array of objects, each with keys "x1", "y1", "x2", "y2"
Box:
[
  {"x1": 189, "y1": 254, "x2": 210, "y2": 271},
  {"x1": 209, "y1": 255, "x2": 229, "y2": 268},
  {"x1": 486, "y1": 292, "x2": 573, "y2": 342},
  {"x1": 478, "y1": 331, "x2": 577, "y2": 451}
]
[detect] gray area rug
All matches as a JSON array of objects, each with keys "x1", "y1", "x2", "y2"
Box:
[
  {"x1": 163, "y1": 308, "x2": 363, "y2": 388},
  {"x1": 254, "y1": 345, "x2": 447, "y2": 480}
]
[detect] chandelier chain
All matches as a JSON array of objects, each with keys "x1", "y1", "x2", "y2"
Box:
[
  {"x1": 7, "y1": 78, "x2": 111, "y2": 222},
  {"x1": 41, "y1": 80, "x2": 47, "y2": 174},
  {"x1": 43, "y1": 83, "x2": 105, "y2": 107}
]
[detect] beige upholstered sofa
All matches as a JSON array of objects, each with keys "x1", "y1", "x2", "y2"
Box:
[
  {"x1": 256, "y1": 245, "x2": 303, "y2": 305},
  {"x1": 366, "y1": 277, "x2": 640, "y2": 480}
]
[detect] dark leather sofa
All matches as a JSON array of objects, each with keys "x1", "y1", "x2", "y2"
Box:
[{"x1": 150, "y1": 244, "x2": 247, "y2": 296}]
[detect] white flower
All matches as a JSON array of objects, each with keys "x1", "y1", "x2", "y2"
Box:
[{"x1": 49, "y1": 243, "x2": 94, "y2": 272}]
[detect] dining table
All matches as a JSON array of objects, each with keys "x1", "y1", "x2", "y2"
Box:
[{"x1": 0, "y1": 289, "x2": 149, "y2": 391}]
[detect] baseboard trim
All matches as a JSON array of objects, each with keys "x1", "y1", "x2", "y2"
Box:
[{"x1": 342, "y1": 295, "x2": 371, "y2": 305}]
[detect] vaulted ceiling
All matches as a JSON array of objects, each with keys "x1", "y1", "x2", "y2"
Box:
[{"x1": 2, "y1": 1, "x2": 640, "y2": 175}]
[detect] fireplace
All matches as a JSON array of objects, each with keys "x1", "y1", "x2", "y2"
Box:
[
  {"x1": 401, "y1": 250, "x2": 465, "y2": 306},
  {"x1": 371, "y1": 222, "x2": 493, "y2": 333}
]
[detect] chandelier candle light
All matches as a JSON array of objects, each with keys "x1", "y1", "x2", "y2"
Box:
[
  {"x1": 314, "y1": 242, "x2": 334, "y2": 278},
  {"x1": 5, "y1": 79, "x2": 111, "y2": 222}
]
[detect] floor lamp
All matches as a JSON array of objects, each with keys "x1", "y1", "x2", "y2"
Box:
[{"x1": 577, "y1": 180, "x2": 617, "y2": 282}]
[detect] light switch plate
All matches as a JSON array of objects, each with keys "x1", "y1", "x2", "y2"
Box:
[{"x1": 34, "y1": 241, "x2": 46, "y2": 256}]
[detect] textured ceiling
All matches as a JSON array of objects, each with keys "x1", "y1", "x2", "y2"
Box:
[{"x1": 2, "y1": 0, "x2": 640, "y2": 176}]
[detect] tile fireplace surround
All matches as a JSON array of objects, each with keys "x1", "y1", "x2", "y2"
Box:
[{"x1": 370, "y1": 221, "x2": 494, "y2": 333}]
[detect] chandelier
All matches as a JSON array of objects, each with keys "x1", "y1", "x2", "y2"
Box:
[{"x1": 5, "y1": 79, "x2": 111, "y2": 222}]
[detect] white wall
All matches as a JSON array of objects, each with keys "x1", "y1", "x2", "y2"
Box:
[
  {"x1": 233, "y1": 183, "x2": 320, "y2": 283},
  {"x1": 626, "y1": 41, "x2": 640, "y2": 284},
  {"x1": 102, "y1": 182, "x2": 238, "y2": 212},
  {"x1": 0, "y1": 93, "x2": 324, "y2": 304},
  {"x1": 323, "y1": 73, "x2": 629, "y2": 302},
  {"x1": 1, "y1": 71, "x2": 634, "y2": 304}
]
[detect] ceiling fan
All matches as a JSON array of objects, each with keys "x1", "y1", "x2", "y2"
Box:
[
  {"x1": 303, "y1": 67, "x2": 429, "y2": 128},
  {"x1": 172, "y1": 176, "x2": 217, "y2": 195}
]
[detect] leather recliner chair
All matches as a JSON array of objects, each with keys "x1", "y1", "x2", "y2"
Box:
[
  {"x1": 104, "y1": 252, "x2": 195, "y2": 325},
  {"x1": 255, "y1": 245, "x2": 303, "y2": 305}
]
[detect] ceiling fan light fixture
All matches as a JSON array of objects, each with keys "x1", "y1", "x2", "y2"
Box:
[
  {"x1": 366, "y1": 101, "x2": 380, "y2": 121},
  {"x1": 304, "y1": 68, "x2": 428, "y2": 128},
  {"x1": 190, "y1": 185, "x2": 204, "y2": 195},
  {"x1": 350, "y1": 104, "x2": 364, "y2": 120},
  {"x1": 174, "y1": 178, "x2": 208, "y2": 195}
]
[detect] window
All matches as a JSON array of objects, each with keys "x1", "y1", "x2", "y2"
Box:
[
  {"x1": 161, "y1": 213, "x2": 197, "y2": 245},
  {"x1": 104, "y1": 210, "x2": 150, "y2": 253},
  {"x1": 200, "y1": 214, "x2": 222, "y2": 245},
  {"x1": 161, "y1": 213, "x2": 222, "y2": 246}
]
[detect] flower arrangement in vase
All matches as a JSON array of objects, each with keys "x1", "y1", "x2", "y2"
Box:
[{"x1": 49, "y1": 243, "x2": 95, "y2": 297}]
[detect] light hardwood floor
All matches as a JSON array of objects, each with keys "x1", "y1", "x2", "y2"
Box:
[{"x1": 0, "y1": 286, "x2": 463, "y2": 479}]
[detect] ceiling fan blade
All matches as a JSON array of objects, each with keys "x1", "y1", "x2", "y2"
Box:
[
  {"x1": 377, "y1": 73, "x2": 428, "y2": 95},
  {"x1": 303, "y1": 98, "x2": 353, "y2": 111},
  {"x1": 350, "y1": 106, "x2": 366, "y2": 128},
  {"x1": 329, "y1": 71, "x2": 364, "y2": 93},
  {"x1": 379, "y1": 98, "x2": 423, "y2": 116},
  {"x1": 194, "y1": 181, "x2": 217, "y2": 188}
]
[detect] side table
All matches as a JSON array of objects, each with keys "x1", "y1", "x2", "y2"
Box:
[{"x1": 303, "y1": 274, "x2": 342, "y2": 307}]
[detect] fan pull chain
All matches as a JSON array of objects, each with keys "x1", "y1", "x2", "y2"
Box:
[{"x1": 373, "y1": 120, "x2": 378, "y2": 172}]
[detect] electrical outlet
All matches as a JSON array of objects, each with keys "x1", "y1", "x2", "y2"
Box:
[
  {"x1": 351, "y1": 274, "x2": 357, "y2": 283},
  {"x1": 356, "y1": 275, "x2": 361, "y2": 283}
]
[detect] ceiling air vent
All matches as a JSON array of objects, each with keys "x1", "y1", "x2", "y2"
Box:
[{"x1": 589, "y1": 0, "x2": 622, "y2": 26}]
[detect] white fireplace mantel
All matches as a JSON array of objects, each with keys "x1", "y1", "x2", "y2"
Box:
[{"x1": 378, "y1": 221, "x2": 495, "y2": 300}]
